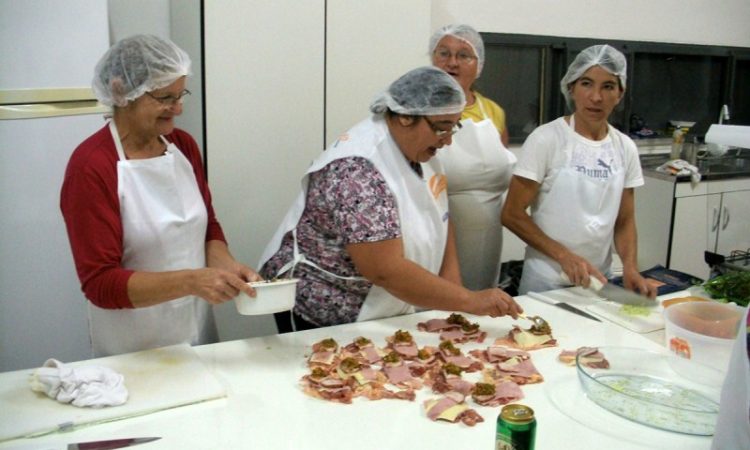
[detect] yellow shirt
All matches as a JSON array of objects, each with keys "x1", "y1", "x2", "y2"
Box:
[{"x1": 461, "y1": 91, "x2": 507, "y2": 135}]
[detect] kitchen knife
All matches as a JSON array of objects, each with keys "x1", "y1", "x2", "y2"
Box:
[
  {"x1": 527, "y1": 291, "x2": 602, "y2": 322},
  {"x1": 68, "y1": 437, "x2": 160, "y2": 450},
  {"x1": 560, "y1": 272, "x2": 655, "y2": 306}
]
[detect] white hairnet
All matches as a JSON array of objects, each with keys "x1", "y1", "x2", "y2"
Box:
[
  {"x1": 560, "y1": 44, "x2": 627, "y2": 109},
  {"x1": 370, "y1": 66, "x2": 466, "y2": 116},
  {"x1": 428, "y1": 24, "x2": 485, "y2": 76},
  {"x1": 92, "y1": 35, "x2": 191, "y2": 107}
]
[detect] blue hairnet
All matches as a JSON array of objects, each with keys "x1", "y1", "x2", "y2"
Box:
[
  {"x1": 370, "y1": 66, "x2": 465, "y2": 116},
  {"x1": 428, "y1": 24, "x2": 485, "y2": 76},
  {"x1": 560, "y1": 44, "x2": 627, "y2": 109},
  {"x1": 93, "y1": 35, "x2": 191, "y2": 107}
]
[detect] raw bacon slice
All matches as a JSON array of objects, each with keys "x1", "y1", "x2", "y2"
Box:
[
  {"x1": 471, "y1": 381, "x2": 524, "y2": 407},
  {"x1": 558, "y1": 347, "x2": 610, "y2": 369}
]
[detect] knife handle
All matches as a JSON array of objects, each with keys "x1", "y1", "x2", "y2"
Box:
[{"x1": 559, "y1": 271, "x2": 604, "y2": 291}]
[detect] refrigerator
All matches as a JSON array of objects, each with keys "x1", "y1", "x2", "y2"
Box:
[{"x1": 0, "y1": 0, "x2": 110, "y2": 371}]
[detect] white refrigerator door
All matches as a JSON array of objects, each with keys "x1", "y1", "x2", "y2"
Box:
[
  {"x1": 0, "y1": 0, "x2": 109, "y2": 371},
  {"x1": 0, "y1": 0, "x2": 109, "y2": 89}
]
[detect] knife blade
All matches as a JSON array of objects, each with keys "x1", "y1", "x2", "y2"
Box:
[
  {"x1": 68, "y1": 437, "x2": 160, "y2": 450},
  {"x1": 559, "y1": 272, "x2": 655, "y2": 306},
  {"x1": 527, "y1": 292, "x2": 602, "y2": 322},
  {"x1": 596, "y1": 282, "x2": 656, "y2": 306}
]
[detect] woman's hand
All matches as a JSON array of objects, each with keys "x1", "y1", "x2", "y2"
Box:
[
  {"x1": 466, "y1": 288, "x2": 523, "y2": 319},
  {"x1": 189, "y1": 267, "x2": 257, "y2": 304},
  {"x1": 622, "y1": 267, "x2": 658, "y2": 299}
]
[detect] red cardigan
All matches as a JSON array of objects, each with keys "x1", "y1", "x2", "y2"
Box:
[{"x1": 60, "y1": 125, "x2": 226, "y2": 309}]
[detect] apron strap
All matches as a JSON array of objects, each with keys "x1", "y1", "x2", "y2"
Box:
[{"x1": 275, "y1": 229, "x2": 366, "y2": 282}]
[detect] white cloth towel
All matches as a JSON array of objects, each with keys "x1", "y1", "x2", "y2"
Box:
[
  {"x1": 656, "y1": 158, "x2": 702, "y2": 187},
  {"x1": 28, "y1": 359, "x2": 128, "y2": 408}
]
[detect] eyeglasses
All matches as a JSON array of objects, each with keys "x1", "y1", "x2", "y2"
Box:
[
  {"x1": 433, "y1": 48, "x2": 477, "y2": 65},
  {"x1": 424, "y1": 117, "x2": 462, "y2": 137},
  {"x1": 145, "y1": 89, "x2": 191, "y2": 106}
]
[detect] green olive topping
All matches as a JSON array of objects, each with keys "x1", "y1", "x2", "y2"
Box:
[
  {"x1": 319, "y1": 338, "x2": 338, "y2": 349},
  {"x1": 383, "y1": 352, "x2": 401, "y2": 364},
  {"x1": 355, "y1": 337, "x2": 371, "y2": 346},
  {"x1": 443, "y1": 363, "x2": 463, "y2": 376},
  {"x1": 393, "y1": 330, "x2": 413, "y2": 343},
  {"x1": 461, "y1": 322, "x2": 480, "y2": 333},
  {"x1": 339, "y1": 357, "x2": 361, "y2": 374},
  {"x1": 447, "y1": 313, "x2": 468, "y2": 325},
  {"x1": 310, "y1": 367, "x2": 328, "y2": 378},
  {"x1": 439, "y1": 340, "x2": 460, "y2": 355},
  {"x1": 473, "y1": 382, "x2": 496, "y2": 396},
  {"x1": 417, "y1": 348, "x2": 432, "y2": 360}
]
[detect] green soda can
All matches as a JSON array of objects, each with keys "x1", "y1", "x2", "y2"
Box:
[{"x1": 496, "y1": 404, "x2": 536, "y2": 450}]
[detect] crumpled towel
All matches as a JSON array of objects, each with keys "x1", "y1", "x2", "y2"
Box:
[
  {"x1": 656, "y1": 159, "x2": 702, "y2": 186},
  {"x1": 28, "y1": 359, "x2": 128, "y2": 408}
]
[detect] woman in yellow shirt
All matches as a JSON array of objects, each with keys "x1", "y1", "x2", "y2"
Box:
[{"x1": 431, "y1": 24, "x2": 517, "y2": 290}]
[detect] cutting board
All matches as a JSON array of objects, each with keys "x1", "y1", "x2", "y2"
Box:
[
  {"x1": 0, "y1": 344, "x2": 226, "y2": 442},
  {"x1": 585, "y1": 302, "x2": 665, "y2": 333}
]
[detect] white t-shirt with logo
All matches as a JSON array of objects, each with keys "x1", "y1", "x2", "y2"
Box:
[{"x1": 514, "y1": 117, "x2": 643, "y2": 198}]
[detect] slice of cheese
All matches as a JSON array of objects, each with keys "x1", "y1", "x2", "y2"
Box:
[
  {"x1": 437, "y1": 403, "x2": 469, "y2": 422},
  {"x1": 513, "y1": 330, "x2": 552, "y2": 348}
]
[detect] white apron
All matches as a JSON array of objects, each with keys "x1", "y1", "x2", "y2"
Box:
[
  {"x1": 711, "y1": 305, "x2": 750, "y2": 449},
  {"x1": 87, "y1": 121, "x2": 216, "y2": 357},
  {"x1": 437, "y1": 100, "x2": 516, "y2": 289},
  {"x1": 259, "y1": 116, "x2": 449, "y2": 323},
  {"x1": 519, "y1": 116, "x2": 625, "y2": 294}
]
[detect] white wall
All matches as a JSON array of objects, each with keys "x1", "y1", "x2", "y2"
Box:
[
  {"x1": 431, "y1": 0, "x2": 750, "y2": 47},
  {"x1": 3, "y1": 0, "x2": 749, "y2": 371}
]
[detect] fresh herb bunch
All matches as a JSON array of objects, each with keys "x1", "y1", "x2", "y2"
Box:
[{"x1": 702, "y1": 271, "x2": 750, "y2": 307}]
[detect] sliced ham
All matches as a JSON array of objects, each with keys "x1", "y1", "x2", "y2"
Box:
[
  {"x1": 443, "y1": 355, "x2": 483, "y2": 372},
  {"x1": 417, "y1": 318, "x2": 459, "y2": 332},
  {"x1": 392, "y1": 342, "x2": 419, "y2": 359},
  {"x1": 559, "y1": 347, "x2": 610, "y2": 368},
  {"x1": 308, "y1": 350, "x2": 337, "y2": 367},
  {"x1": 472, "y1": 380, "x2": 524, "y2": 407},
  {"x1": 423, "y1": 394, "x2": 484, "y2": 427}
]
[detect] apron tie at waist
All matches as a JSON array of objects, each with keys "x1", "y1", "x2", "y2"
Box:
[{"x1": 276, "y1": 229, "x2": 366, "y2": 282}]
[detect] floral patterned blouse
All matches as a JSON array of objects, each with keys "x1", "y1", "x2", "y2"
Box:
[{"x1": 260, "y1": 156, "x2": 401, "y2": 326}]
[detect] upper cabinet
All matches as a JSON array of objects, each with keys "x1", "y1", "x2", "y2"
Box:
[{"x1": 476, "y1": 33, "x2": 749, "y2": 145}]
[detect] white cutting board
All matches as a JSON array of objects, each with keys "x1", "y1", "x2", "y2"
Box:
[
  {"x1": 0, "y1": 344, "x2": 226, "y2": 442},
  {"x1": 585, "y1": 302, "x2": 665, "y2": 333}
]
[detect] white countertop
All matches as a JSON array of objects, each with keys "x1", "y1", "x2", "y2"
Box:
[{"x1": 0, "y1": 289, "x2": 716, "y2": 450}]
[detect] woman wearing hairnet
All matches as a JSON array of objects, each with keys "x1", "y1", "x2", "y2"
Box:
[
  {"x1": 430, "y1": 24, "x2": 516, "y2": 290},
  {"x1": 502, "y1": 45, "x2": 656, "y2": 296},
  {"x1": 61, "y1": 35, "x2": 261, "y2": 357},
  {"x1": 259, "y1": 66, "x2": 522, "y2": 332}
]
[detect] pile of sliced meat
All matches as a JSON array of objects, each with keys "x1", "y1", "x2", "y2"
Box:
[{"x1": 300, "y1": 313, "x2": 572, "y2": 427}]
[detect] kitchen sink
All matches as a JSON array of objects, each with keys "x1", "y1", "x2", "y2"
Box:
[
  {"x1": 697, "y1": 154, "x2": 750, "y2": 176},
  {"x1": 639, "y1": 150, "x2": 750, "y2": 179}
]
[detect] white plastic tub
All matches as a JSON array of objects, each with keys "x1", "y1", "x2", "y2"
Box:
[
  {"x1": 663, "y1": 301, "x2": 743, "y2": 385},
  {"x1": 234, "y1": 279, "x2": 298, "y2": 315}
]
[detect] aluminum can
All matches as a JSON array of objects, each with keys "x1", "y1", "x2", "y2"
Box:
[{"x1": 496, "y1": 404, "x2": 536, "y2": 450}]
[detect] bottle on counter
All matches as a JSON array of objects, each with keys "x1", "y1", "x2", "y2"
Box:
[
  {"x1": 496, "y1": 403, "x2": 536, "y2": 450},
  {"x1": 671, "y1": 128, "x2": 685, "y2": 160}
]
